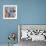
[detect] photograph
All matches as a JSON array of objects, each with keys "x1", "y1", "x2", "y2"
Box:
[
  {"x1": 18, "y1": 25, "x2": 46, "y2": 46},
  {"x1": 3, "y1": 5, "x2": 17, "y2": 19}
]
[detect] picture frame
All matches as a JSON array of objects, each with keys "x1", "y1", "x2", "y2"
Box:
[
  {"x1": 3, "y1": 5, "x2": 17, "y2": 19},
  {"x1": 18, "y1": 24, "x2": 46, "y2": 42}
]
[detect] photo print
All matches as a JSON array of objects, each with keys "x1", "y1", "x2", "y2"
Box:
[{"x1": 3, "y1": 5, "x2": 17, "y2": 19}]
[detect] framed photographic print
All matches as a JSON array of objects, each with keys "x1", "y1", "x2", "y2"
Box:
[
  {"x1": 3, "y1": 5, "x2": 17, "y2": 19},
  {"x1": 18, "y1": 24, "x2": 46, "y2": 42}
]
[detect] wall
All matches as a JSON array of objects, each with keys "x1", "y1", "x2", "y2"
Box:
[
  {"x1": 0, "y1": 0, "x2": 19, "y2": 44},
  {"x1": 0, "y1": 0, "x2": 46, "y2": 44},
  {"x1": 20, "y1": 0, "x2": 46, "y2": 24}
]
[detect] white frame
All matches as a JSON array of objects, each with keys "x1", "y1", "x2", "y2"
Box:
[
  {"x1": 18, "y1": 25, "x2": 21, "y2": 43},
  {"x1": 18, "y1": 24, "x2": 46, "y2": 42},
  {"x1": 3, "y1": 5, "x2": 17, "y2": 19}
]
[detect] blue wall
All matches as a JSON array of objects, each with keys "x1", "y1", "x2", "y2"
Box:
[
  {"x1": 0, "y1": 0, "x2": 18, "y2": 44},
  {"x1": 0, "y1": 0, "x2": 46, "y2": 44},
  {"x1": 20, "y1": 0, "x2": 46, "y2": 24}
]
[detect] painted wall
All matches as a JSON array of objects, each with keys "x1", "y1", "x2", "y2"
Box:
[
  {"x1": 0, "y1": 0, "x2": 19, "y2": 44},
  {"x1": 0, "y1": 0, "x2": 46, "y2": 44},
  {"x1": 20, "y1": 0, "x2": 46, "y2": 24}
]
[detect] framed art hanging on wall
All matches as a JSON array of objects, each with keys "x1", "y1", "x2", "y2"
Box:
[{"x1": 3, "y1": 5, "x2": 17, "y2": 19}]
